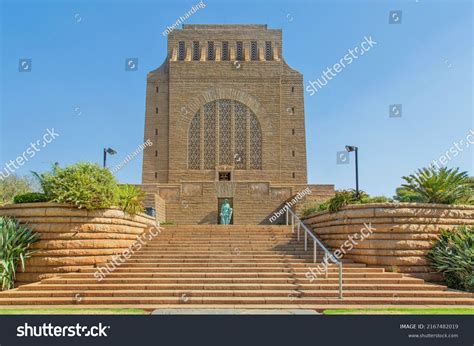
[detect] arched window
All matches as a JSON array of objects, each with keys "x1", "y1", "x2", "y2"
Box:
[{"x1": 187, "y1": 99, "x2": 262, "y2": 170}]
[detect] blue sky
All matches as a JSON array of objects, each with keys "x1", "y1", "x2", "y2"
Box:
[{"x1": 1, "y1": 0, "x2": 472, "y2": 197}]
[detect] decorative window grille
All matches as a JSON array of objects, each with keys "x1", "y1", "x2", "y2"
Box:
[
  {"x1": 265, "y1": 41, "x2": 273, "y2": 60},
  {"x1": 222, "y1": 41, "x2": 229, "y2": 61},
  {"x1": 207, "y1": 41, "x2": 215, "y2": 61},
  {"x1": 251, "y1": 41, "x2": 258, "y2": 61},
  {"x1": 219, "y1": 99, "x2": 232, "y2": 165},
  {"x1": 188, "y1": 111, "x2": 201, "y2": 169},
  {"x1": 178, "y1": 41, "x2": 185, "y2": 60},
  {"x1": 234, "y1": 102, "x2": 247, "y2": 169},
  {"x1": 192, "y1": 41, "x2": 200, "y2": 61},
  {"x1": 249, "y1": 112, "x2": 262, "y2": 169},
  {"x1": 188, "y1": 100, "x2": 262, "y2": 171},
  {"x1": 236, "y1": 41, "x2": 243, "y2": 60},
  {"x1": 203, "y1": 102, "x2": 217, "y2": 169}
]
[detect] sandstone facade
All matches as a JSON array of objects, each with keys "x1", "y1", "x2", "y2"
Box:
[{"x1": 141, "y1": 24, "x2": 334, "y2": 224}]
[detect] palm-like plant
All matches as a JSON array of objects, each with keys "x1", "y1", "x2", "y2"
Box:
[
  {"x1": 400, "y1": 167, "x2": 472, "y2": 204},
  {"x1": 0, "y1": 217, "x2": 40, "y2": 290},
  {"x1": 427, "y1": 225, "x2": 473, "y2": 291},
  {"x1": 115, "y1": 185, "x2": 145, "y2": 215}
]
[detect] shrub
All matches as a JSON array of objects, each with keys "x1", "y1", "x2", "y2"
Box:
[
  {"x1": 0, "y1": 175, "x2": 35, "y2": 205},
  {"x1": 13, "y1": 192, "x2": 50, "y2": 204},
  {"x1": 301, "y1": 202, "x2": 321, "y2": 217},
  {"x1": 361, "y1": 195, "x2": 393, "y2": 203},
  {"x1": 427, "y1": 225, "x2": 473, "y2": 292},
  {"x1": 321, "y1": 189, "x2": 368, "y2": 213},
  {"x1": 393, "y1": 187, "x2": 425, "y2": 203},
  {"x1": 39, "y1": 163, "x2": 117, "y2": 210},
  {"x1": 116, "y1": 185, "x2": 145, "y2": 215},
  {"x1": 0, "y1": 217, "x2": 40, "y2": 290},
  {"x1": 397, "y1": 167, "x2": 472, "y2": 204}
]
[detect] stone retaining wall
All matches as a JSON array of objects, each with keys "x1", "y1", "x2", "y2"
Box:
[
  {"x1": 303, "y1": 203, "x2": 474, "y2": 282},
  {"x1": 0, "y1": 203, "x2": 157, "y2": 286}
]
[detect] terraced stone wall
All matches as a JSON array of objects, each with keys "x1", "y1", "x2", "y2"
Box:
[
  {"x1": 0, "y1": 203, "x2": 157, "y2": 286},
  {"x1": 303, "y1": 203, "x2": 474, "y2": 282}
]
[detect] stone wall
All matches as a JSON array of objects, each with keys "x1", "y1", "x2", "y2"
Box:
[
  {"x1": 303, "y1": 203, "x2": 474, "y2": 282},
  {"x1": 155, "y1": 195, "x2": 166, "y2": 223},
  {"x1": 143, "y1": 24, "x2": 308, "y2": 185},
  {"x1": 140, "y1": 182, "x2": 334, "y2": 225},
  {"x1": 0, "y1": 203, "x2": 157, "y2": 285}
]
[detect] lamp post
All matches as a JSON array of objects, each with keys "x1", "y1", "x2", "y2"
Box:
[
  {"x1": 345, "y1": 145, "x2": 359, "y2": 198},
  {"x1": 103, "y1": 147, "x2": 117, "y2": 168}
]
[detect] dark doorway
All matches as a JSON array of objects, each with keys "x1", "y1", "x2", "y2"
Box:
[{"x1": 217, "y1": 198, "x2": 233, "y2": 224}]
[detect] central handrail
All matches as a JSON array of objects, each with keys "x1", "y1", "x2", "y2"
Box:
[{"x1": 286, "y1": 208, "x2": 343, "y2": 299}]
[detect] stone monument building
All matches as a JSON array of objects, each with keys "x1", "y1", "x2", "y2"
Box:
[{"x1": 141, "y1": 24, "x2": 334, "y2": 224}]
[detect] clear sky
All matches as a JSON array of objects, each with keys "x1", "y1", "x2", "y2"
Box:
[{"x1": 1, "y1": 0, "x2": 472, "y2": 197}]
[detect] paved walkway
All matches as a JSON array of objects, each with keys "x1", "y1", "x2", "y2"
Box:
[{"x1": 152, "y1": 308, "x2": 319, "y2": 315}]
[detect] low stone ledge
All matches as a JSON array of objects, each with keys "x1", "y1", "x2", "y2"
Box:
[
  {"x1": 0, "y1": 203, "x2": 158, "y2": 287},
  {"x1": 303, "y1": 203, "x2": 474, "y2": 282}
]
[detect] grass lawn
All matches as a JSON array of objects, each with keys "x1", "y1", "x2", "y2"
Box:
[
  {"x1": 0, "y1": 308, "x2": 148, "y2": 315},
  {"x1": 323, "y1": 308, "x2": 474, "y2": 315}
]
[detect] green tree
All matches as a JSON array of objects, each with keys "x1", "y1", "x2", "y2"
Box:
[
  {"x1": 0, "y1": 175, "x2": 34, "y2": 205},
  {"x1": 396, "y1": 167, "x2": 472, "y2": 204}
]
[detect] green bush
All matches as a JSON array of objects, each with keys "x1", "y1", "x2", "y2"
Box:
[
  {"x1": 301, "y1": 202, "x2": 321, "y2": 217},
  {"x1": 0, "y1": 217, "x2": 40, "y2": 290},
  {"x1": 319, "y1": 189, "x2": 368, "y2": 213},
  {"x1": 115, "y1": 185, "x2": 145, "y2": 215},
  {"x1": 427, "y1": 225, "x2": 473, "y2": 292},
  {"x1": 13, "y1": 192, "x2": 50, "y2": 204},
  {"x1": 39, "y1": 163, "x2": 117, "y2": 210},
  {"x1": 361, "y1": 195, "x2": 393, "y2": 203},
  {"x1": 397, "y1": 167, "x2": 472, "y2": 204}
]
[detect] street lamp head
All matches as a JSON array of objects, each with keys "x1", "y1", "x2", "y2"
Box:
[
  {"x1": 105, "y1": 148, "x2": 117, "y2": 155},
  {"x1": 345, "y1": 145, "x2": 357, "y2": 152}
]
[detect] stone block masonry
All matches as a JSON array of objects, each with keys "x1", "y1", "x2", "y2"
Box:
[{"x1": 140, "y1": 24, "x2": 333, "y2": 224}]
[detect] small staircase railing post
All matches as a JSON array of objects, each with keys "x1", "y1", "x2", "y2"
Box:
[
  {"x1": 313, "y1": 241, "x2": 317, "y2": 263},
  {"x1": 304, "y1": 231, "x2": 307, "y2": 251},
  {"x1": 338, "y1": 262, "x2": 343, "y2": 299},
  {"x1": 285, "y1": 208, "x2": 343, "y2": 300},
  {"x1": 324, "y1": 253, "x2": 329, "y2": 279}
]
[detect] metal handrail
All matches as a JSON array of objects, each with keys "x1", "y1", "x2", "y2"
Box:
[{"x1": 286, "y1": 208, "x2": 343, "y2": 299}]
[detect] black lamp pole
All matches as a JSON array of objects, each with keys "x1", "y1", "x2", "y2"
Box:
[
  {"x1": 354, "y1": 147, "x2": 359, "y2": 198},
  {"x1": 345, "y1": 145, "x2": 359, "y2": 198},
  {"x1": 103, "y1": 148, "x2": 117, "y2": 168}
]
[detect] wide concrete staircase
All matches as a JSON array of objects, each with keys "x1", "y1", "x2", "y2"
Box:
[{"x1": 0, "y1": 225, "x2": 472, "y2": 311}]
